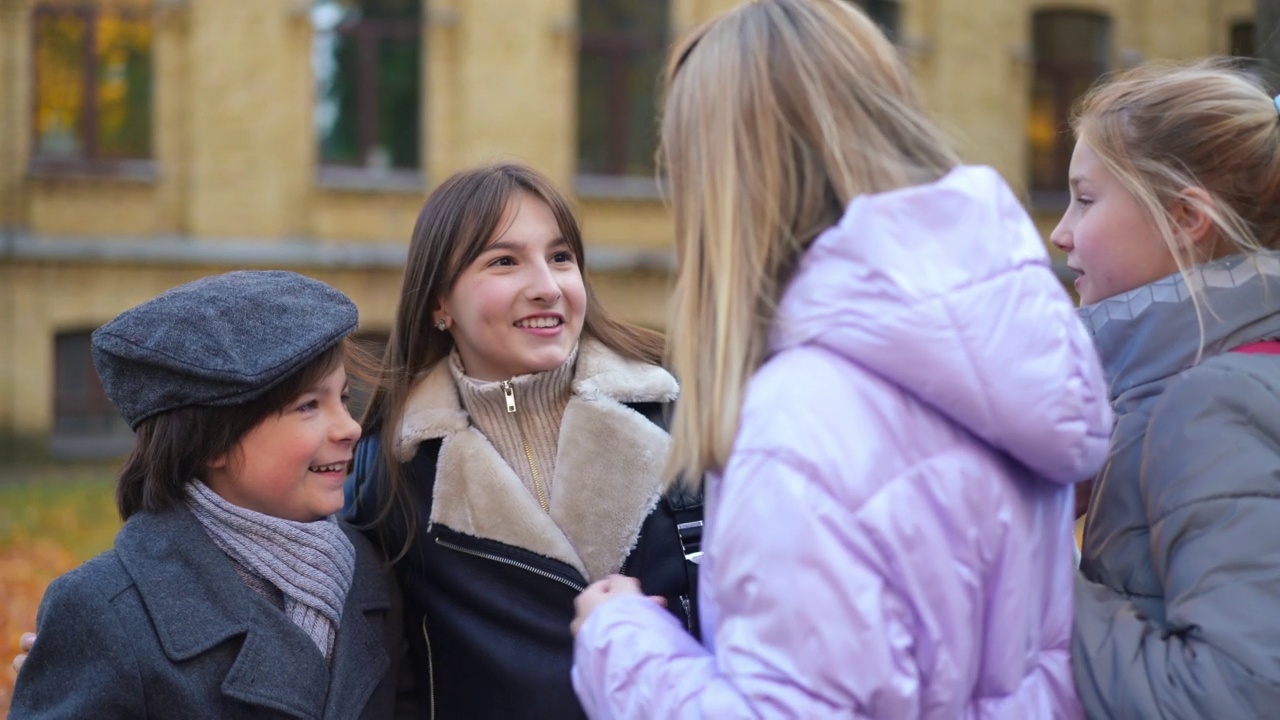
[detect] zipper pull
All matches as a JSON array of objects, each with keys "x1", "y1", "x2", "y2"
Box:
[{"x1": 501, "y1": 380, "x2": 516, "y2": 413}]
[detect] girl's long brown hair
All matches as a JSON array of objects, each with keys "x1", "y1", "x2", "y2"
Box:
[{"x1": 360, "y1": 163, "x2": 664, "y2": 560}]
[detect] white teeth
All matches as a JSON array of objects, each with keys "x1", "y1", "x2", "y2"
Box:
[
  {"x1": 516, "y1": 317, "x2": 561, "y2": 329},
  {"x1": 310, "y1": 463, "x2": 346, "y2": 473}
]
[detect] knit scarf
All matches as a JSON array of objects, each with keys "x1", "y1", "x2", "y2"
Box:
[{"x1": 185, "y1": 480, "x2": 356, "y2": 661}]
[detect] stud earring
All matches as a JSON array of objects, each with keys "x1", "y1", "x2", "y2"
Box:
[{"x1": 435, "y1": 318, "x2": 448, "y2": 331}]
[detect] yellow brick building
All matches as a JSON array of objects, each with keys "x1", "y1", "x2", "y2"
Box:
[{"x1": 0, "y1": 0, "x2": 1257, "y2": 457}]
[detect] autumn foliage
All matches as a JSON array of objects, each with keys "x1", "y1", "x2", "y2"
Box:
[{"x1": 0, "y1": 464, "x2": 120, "y2": 717}]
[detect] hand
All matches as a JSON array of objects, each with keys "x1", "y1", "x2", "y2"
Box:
[
  {"x1": 570, "y1": 575, "x2": 659, "y2": 637},
  {"x1": 13, "y1": 632, "x2": 35, "y2": 673}
]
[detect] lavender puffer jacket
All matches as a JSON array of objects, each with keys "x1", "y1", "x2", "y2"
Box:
[{"x1": 572, "y1": 166, "x2": 1112, "y2": 718}]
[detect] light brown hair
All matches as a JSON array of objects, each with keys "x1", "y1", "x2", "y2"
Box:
[
  {"x1": 1071, "y1": 58, "x2": 1280, "y2": 354},
  {"x1": 360, "y1": 163, "x2": 664, "y2": 558},
  {"x1": 1074, "y1": 58, "x2": 1280, "y2": 279}
]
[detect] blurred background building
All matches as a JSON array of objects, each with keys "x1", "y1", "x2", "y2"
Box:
[{"x1": 0, "y1": 0, "x2": 1257, "y2": 458}]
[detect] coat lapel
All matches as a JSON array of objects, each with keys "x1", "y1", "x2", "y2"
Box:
[
  {"x1": 550, "y1": 393, "x2": 670, "y2": 581},
  {"x1": 397, "y1": 340, "x2": 679, "y2": 582},
  {"x1": 323, "y1": 526, "x2": 393, "y2": 719},
  {"x1": 435, "y1": 427, "x2": 589, "y2": 576},
  {"x1": 116, "y1": 507, "x2": 391, "y2": 719},
  {"x1": 220, "y1": 606, "x2": 331, "y2": 718}
]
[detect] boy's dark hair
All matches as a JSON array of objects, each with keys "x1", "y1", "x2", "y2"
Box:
[{"x1": 115, "y1": 342, "x2": 348, "y2": 520}]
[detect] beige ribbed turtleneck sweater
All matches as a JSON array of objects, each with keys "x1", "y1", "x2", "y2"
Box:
[{"x1": 448, "y1": 346, "x2": 576, "y2": 513}]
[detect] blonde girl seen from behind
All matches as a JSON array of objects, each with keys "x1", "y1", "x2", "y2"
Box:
[
  {"x1": 569, "y1": 1, "x2": 1111, "y2": 717},
  {"x1": 660, "y1": 0, "x2": 958, "y2": 485}
]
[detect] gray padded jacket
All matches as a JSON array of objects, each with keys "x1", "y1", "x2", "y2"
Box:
[{"x1": 1074, "y1": 252, "x2": 1280, "y2": 719}]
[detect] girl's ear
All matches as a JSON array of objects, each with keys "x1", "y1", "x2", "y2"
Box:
[{"x1": 1172, "y1": 187, "x2": 1215, "y2": 249}]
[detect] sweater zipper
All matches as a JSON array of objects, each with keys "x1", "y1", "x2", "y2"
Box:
[
  {"x1": 501, "y1": 380, "x2": 551, "y2": 514},
  {"x1": 436, "y1": 537, "x2": 586, "y2": 592}
]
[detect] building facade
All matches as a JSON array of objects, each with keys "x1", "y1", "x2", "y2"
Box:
[{"x1": 0, "y1": 0, "x2": 1256, "y2": 456}]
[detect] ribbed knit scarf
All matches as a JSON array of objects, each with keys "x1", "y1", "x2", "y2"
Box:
[{"x1": 185, "y1": 480, "x2": 355, "y2": 661}]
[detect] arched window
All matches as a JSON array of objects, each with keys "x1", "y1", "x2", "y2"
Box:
[
  {"x1": 576, "y1": 0, "x2": 669, "y2": 179},
  {"x1": 1028, "y1": 10, "x2": 1110, "y2": 201}
]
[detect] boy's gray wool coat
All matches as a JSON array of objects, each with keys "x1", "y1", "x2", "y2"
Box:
[{"x1": 10, "y1": 505, "x2": 404, "y2": 719}]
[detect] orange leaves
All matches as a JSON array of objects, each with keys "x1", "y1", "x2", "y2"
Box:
[{"x1": 0, "y1": 466, "x2": 120, "y2": 717}]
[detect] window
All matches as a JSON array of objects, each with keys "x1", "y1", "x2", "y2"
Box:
[
  {"x1": 576, "y1": 0, "x2": 669, "y2": 178},
  {"x1": 51, "y1": 331, "x2": 132, "y2": 457},
  {"x1": 850, "y1": 0, "x2": 901, "y2": 42},
  {"x1": 1231, "y1": 21, "x2": 1255, "y2": 57},
  {"x1": 347, "y1": 330, "x2": 389, "y2": 421},
  {"x1": 1028, "y1": 11, "x2": 1111, "y2": 200},
  {"x1": 31, "y1": 3, "x2": 153, "y2": 169},
  {"x1": 314, "y1": 0, "x2": 422, "y2": 172}
]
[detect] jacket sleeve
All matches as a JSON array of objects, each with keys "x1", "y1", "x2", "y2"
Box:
[
  {"x1": 1073, "y1": 364, "x2": 1280, "y2": 719},
  {"x1": 10, "y1": 570, "x2": 146, "y2": 719},
  {"x1": 572, "y1": 447, "x2": 920, "y2": 719},
  {"x1": 342, "y1": 432, "x2": 383, "y2": 526}
]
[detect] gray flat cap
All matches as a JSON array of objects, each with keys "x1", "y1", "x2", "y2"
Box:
[{"x1": 92, "y1": 270, "x2": 359, "y2": 429}]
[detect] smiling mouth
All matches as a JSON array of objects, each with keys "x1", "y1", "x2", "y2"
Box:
[
  {"x1": 309, "y1": 462, "x2": 349, "y2": 473},
  {"x1": 515, "y1": 317, "x2": 563, "y2": 329}
]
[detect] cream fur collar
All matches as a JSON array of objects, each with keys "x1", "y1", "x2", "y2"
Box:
[{"x1": 395, "y1": 340, "x2": 679, "y2": 582}]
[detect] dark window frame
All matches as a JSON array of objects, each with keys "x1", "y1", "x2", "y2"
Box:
[
  {"x1": 315, "y1": 4, "x2": 423, "y2": 175},
  {"x1": 575, "y1": 2, "x2": 669, "y2": 179},
  {"x1": 51, "y1": 329, "x2": 132, "y2": 458},
  {"x1": 851, "y1": 0, "x2": 901, "y2": 42},
  {"x1": 1028, "y1": 9, "x2": 1111, "y2": 207},
  {"x1": 1231, "y1": 20, "x2": 1255, "y2": 58},
  {"x1": 29, "y1": 2, "x2": 155, "y2": 176},
  {"x1": 347, "y1": 330, "x2": 390, "y2": 420}
]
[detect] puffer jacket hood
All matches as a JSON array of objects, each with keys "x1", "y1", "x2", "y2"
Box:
[
  {"x1": 771, "y1": 165, "x2": 1110, "y2": 484},
  {"x1": 572, "y1": 166, "x2": 1110, "y2": 719}
]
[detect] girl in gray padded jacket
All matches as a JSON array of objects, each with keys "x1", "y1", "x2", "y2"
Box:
[{"x1": 1051, "y1": 59, "x2": 1280, "y2": 719}]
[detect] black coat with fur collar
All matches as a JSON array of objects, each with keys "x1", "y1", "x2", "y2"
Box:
[{"x1": 344, "y1": 342, "x2": 702, "y2": 719}]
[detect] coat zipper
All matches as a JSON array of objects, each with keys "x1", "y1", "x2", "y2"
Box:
[
  {"x1": 680, "y1": 595, "x2": 693, "y2": 633},
  {"x1": 501, "y1": 380, "x2": 551, "y2": 514},
  {"x1": 420, "y1": 615, "x2": 436, "y2": 720},
  {"x1": 436, "y1": 537, "x2": 586, "y2": 592}
]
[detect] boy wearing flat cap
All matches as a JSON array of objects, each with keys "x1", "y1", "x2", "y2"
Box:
[{"x1": 11, "y1": 271, "x2": 406, "y2": 719}]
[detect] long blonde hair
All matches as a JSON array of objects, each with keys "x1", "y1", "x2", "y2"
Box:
[
  {"x1": 1074, "y1": 58, "x2": 1280, "y2": 287},
  {"x1": 662, "y1": 0, "x2": 958, "y2": 486},
  {"x1": 361, "y1": 163, "x2": 664, "y2": 559}
]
